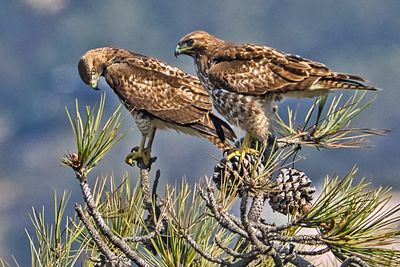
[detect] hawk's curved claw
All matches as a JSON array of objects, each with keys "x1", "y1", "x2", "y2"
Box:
[
  {"x1": 130, "y1": 146, "x2": 140, "y2": 153},
  {"x1": 125, "y1": 147, "x2": 156, "y2": 169},
  {"x1": 225, "y1": 147, "x2": 259, "y2": 161}
]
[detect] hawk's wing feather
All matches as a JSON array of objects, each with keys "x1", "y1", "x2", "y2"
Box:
[
  {"x1": 208, "y1": 44, "x2": 332, "y2": 94},
  {"x1": 114, "y1": 52, "x2": 192, "y2": 80},
  {"x1": 111, "y1": 50, "x2": 211, "y2": 108},
  {"x1": 104, "y1": 59, "x2": 212, "y2": 125}
]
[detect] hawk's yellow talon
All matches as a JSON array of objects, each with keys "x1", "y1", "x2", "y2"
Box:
[
  {"x1": 226, "y1": 147, "x2": 259, "y2": 161},
  {"x1": 225, "y1": 133, "x2": 260, "y2": 161},
  {"x1": 125, "y1": 147, "x2": 152, "y2": 168}
]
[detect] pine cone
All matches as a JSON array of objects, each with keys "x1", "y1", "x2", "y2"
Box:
[
  {"x1": 213, "y1": 154, "x2": 270, "y2": 195},
  {"x1": 268, "y1": 168, "x2": 315, "y2": 216},
  {"x1": 212, "y1": 135, "x2": 276, "y2": 195},
  {"x1": 212, "y1": 154, "x2": 267, "y2": 195}
]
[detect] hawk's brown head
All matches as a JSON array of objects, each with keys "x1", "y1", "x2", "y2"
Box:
[
  {"x1": 175, "y1": 31, "x2": 224, "y2": 58},
  {"x1": 78, "y1": 48, "x2": 114, "y2": 90}
]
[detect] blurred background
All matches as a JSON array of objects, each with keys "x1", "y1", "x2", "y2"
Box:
[{"x1": 0, "y1": 0, "x2": 399, "y2": 264}]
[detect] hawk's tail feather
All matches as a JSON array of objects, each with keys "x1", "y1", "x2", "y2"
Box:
[
  {"x1": 334, "y1": 72, "x2": 368, "y2": 82},
  {"x1": 209, "y1": 113, "x2": 237, "y2": 142},
  {"x1": 318, "y1": 74, "x2": 379, "y2": 91},
  {"x1": 190, "y1": 113, "x2": 236, "y2": 151},
  {"x1": 202, "y1": 134, "x2": 233, "y2": 151}
]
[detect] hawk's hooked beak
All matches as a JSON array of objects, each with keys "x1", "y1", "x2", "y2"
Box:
[
  {"x1": 90, "y1": 79, "x2": 99, "y2": 90},
  {"x1": 174, "y1": 44, "x2": 183, "y2": 58}
]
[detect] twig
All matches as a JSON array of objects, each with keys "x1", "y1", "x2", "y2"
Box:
[
  {"x1": 271, "y1": 249, "x2": 284, "y2": 267},
  {"x1": 138, "y1": 167, "x2": 167, "y2": 255},
  {"x1": 295, "y1": 247, "x2": 330, "y2": 256},
  {"x1": 140, "y1": 168, "x2": 164, "y2": 223},
  {"x1": 140, "y1": 168, "x2": 152, "y2": 208},
  {"x1": 79, "y1": 179, "x2": 150, "y2": 267},
  {"x1": 275, "y1": 243, "x2": 317, "y2": 267},
  {"x1": 255, "y1": 220, "x2": 297, "y2": 233},
  {"x1": 152, "y1": 170, "x2": 160, "y2": 197},
  {"x1": 237, "y1": 190, "x2": 280, "y2": 265},
  {"x1": 215, "y1": 237, "x2": 275, "y2": 266},
  {"x1": 239, "y1": 190, "x2": 268, "y2": 250},
  {"x1": 229, "y1": 258, "x2": 258, "y2": 267},
  {"x1": 74, "y1": 204, "x2": 117, "y2": 262},
  {"x1": 269, "y1": 221, "x2": 299, "y2": 232},
  {"x1": 223, "y1": 210, "x2": 243, "y2": 228},
  {"x1": 287, "y1": 255, "x2": 316, "y2": 267},
  {"x1": 198, "y1": 186, "x2": 248, "y2": 237},
  {"x1": 268, "y1": 234, "x2": 324, "y2": 245},
  {"x1": 179, "y1": 229, "x2": 231, "y2": 265},
  {"x1": 229, "y1": 212, "x2": 299, "y2": 235},
  {"x1": 123, "y1": 232, "x2": 156, "y2": 243},
  {"x1": 248, "y1": 193, "x2": 266, "y2": 223},
  {"x1": 340, "y1": 256, "x2": 369, "y2": 267},
  {"x1": 215, "y1": 237, "x2": 263, "y2": 259}
]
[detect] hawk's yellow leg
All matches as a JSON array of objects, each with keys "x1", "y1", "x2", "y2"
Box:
[
  {"x1": 125, "y1": 129, "x2": 156, "y2": 168},
  {"x1": 226, "y1": 133, "x2": 259, "y2": 161}
]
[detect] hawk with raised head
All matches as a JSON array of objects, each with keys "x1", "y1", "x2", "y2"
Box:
[
  {"x1": 175, "y1": 31, "x2": 377, "y2": 149},
  {"x1": 78, "y1": 47, "x2": 236, "y2": 168}
]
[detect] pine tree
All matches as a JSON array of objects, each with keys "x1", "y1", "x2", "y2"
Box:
[{"x1": 2, "y1": 91, "x2": 399, "y2": 267}]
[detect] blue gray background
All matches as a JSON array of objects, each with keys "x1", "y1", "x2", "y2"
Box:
[{"x1": 0, "y1": 0, "x2": 399, "y2": 264}]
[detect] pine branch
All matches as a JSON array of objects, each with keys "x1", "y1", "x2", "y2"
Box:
[
  {"x1": 178, "y1": 229, "x2": 231, "y2": 265},
  {"x1": 198, "y1": 185, "x2": 249, "y2": 237},
  {"x1": 248, "y1": 193, "x2": 267, "y2": 222},
  {"x1": 295, "y1": 247, "x2": 330, "y2": 256},
  {"x1": 340, "y1": 256, "x2": 368, "y2": 267},
  {"x1": 61, "y1": 95, "x2": 151, "y2": 266},
  {"x1": 239, "y1": 190, "x2": 269, "y2": 250},
  {"x1": 79, "y1": 179, "x2": 149, "y2": 267},
  {"x1": 74, "y1": 204, "x2": 117, "y2": 262},
  {"x1": 274, "y1": 92, "x2": 386, "y2": 150},
  {"x1": 268, "y1": 234, "x2": 324, "y2": 246},
  {"x1": 123, "y1": 232, "x2": 156, "y2": 243}
]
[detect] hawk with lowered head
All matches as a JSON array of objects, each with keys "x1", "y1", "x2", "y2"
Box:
[
  {"x1": 78, "y1": 47, "x2": 236, "y2": 167},
  {"x1": 175, "y1": 31, "x2": 377, "y2": 149}
]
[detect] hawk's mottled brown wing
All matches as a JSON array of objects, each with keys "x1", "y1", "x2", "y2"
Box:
[
  {"x1": 104, "y1": 56, "x2": 212, "y2": 125},
  {"x1": 207, "y1": 43, "x2": 358, "y2": 95}
]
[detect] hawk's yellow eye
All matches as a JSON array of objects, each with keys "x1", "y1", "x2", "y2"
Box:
[{"x1": 91, "y1": 68, "x2": 96, "y2": 75}]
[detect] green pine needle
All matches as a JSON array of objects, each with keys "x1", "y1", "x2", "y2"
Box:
[
  {"x1": 143, "y1": 179, "x2": 237, "y2": 267},
  {"x1": 25, "y1": 191, "x2": 87, "y2": 266},
  {"x1": 302, "y1": 167, "x2": 400, "y2": 266},
  {"x1": 62, "y1": 93, "x2": 124, "y2": 177},
  {"x1": 274, "y1": 92, "x2": 387, "y2": 149}
]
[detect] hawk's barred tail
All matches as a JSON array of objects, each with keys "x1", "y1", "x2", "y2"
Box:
[
  {"x1": 191, "y1": 113, "x2": 236, "y2": 150},
  {"x1": 204, "y1": 113, "x2": 236, "y2": 150},
  {"x1": 209, "y1": 113, "x2": 237, "y2": 142},
  {"x1": 318, "y1": 73, "x2": 379, "y2": 91},
  {"x1": 203, "y1": 134, "x2": 233, "y2": 150}
]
